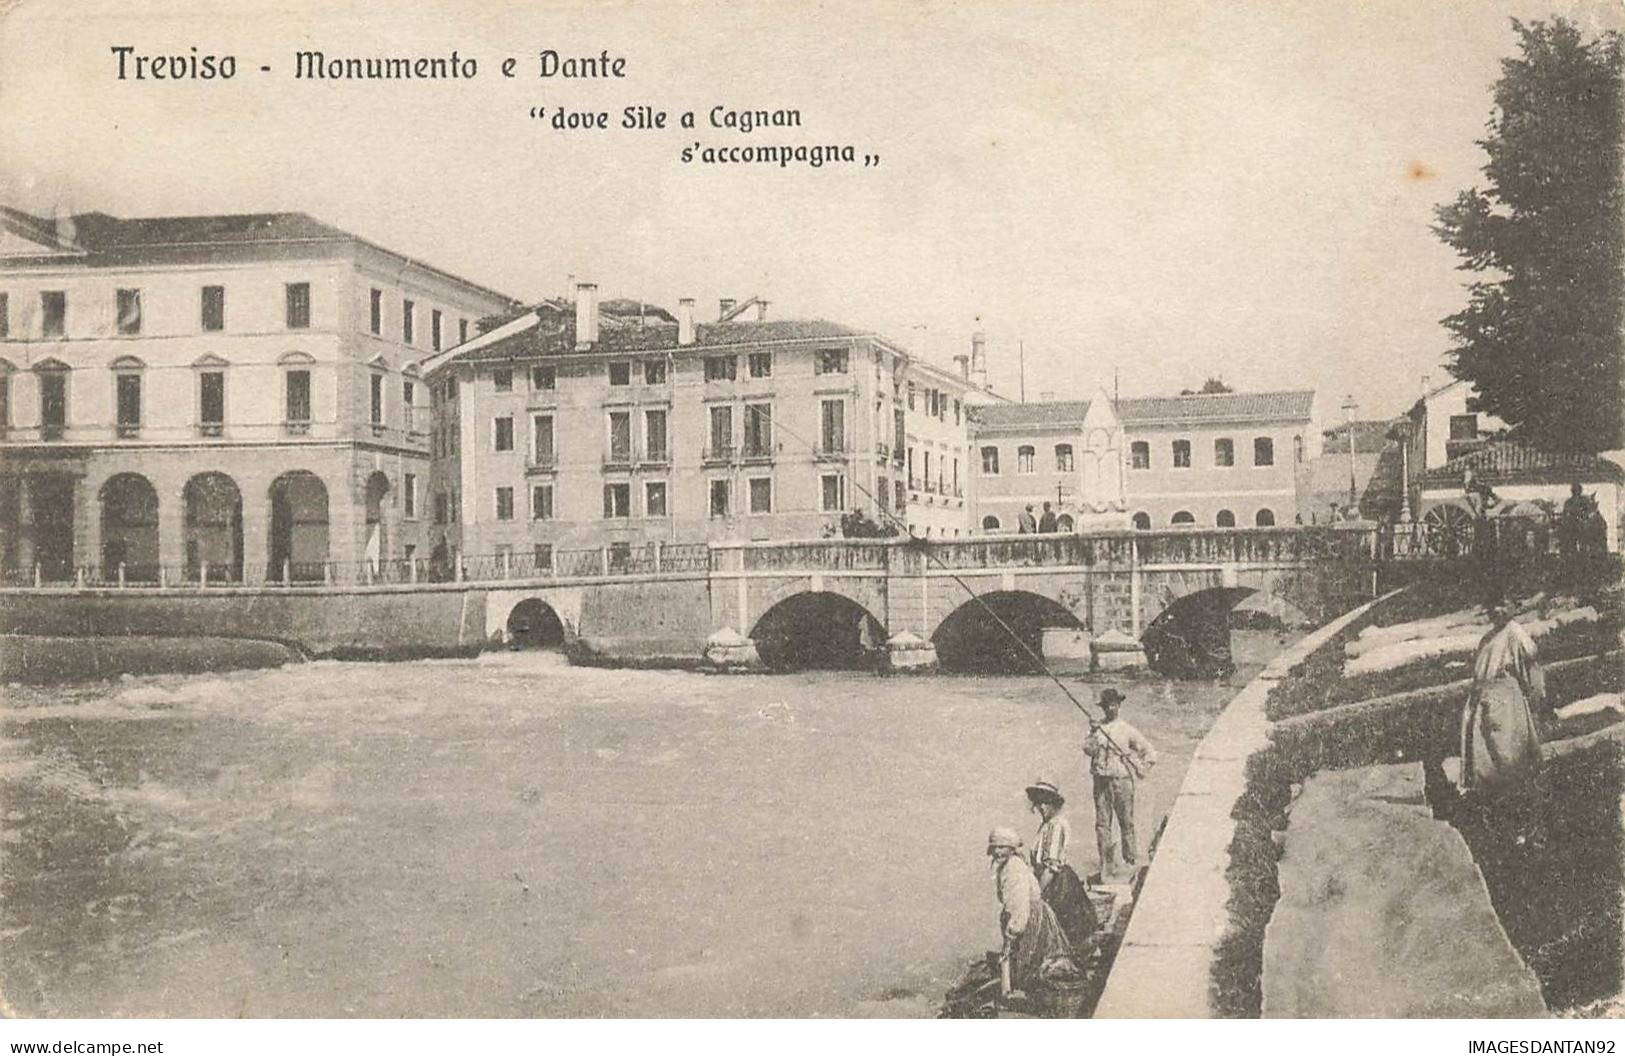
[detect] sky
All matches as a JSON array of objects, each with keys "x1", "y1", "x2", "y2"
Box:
[{"x1": 2, "y1": 0, "x2": 1621, "y2": 423}]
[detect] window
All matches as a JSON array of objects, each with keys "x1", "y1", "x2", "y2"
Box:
[
  {"x1": 531, "y1": 484, "x2": 554, "y2": 520},
  {"x1": 645, "y1": 409, "x2": 668, "y2": 461},
  {"x1": 533, "y1": 543, "x2": 553, "y2": 570},
  {"x1": 494, "y1": 415, "x2": 514, "y2": 452},
  {"x1": 1216, "y1": 509, "x2": 1235, "y2": 528},
  {"x1": 402, "y1": 381, "x2": 415, "y2": 431},
  {"x1": 1132, "y1": 512, "x2": 1151, "y2": 531},
  {"x1": 709, "y1": 479, "x2": 730, "y2": 518},
  {"x1": 877, "y1": 477, "x2": 889, "y2": 512},
  {"x1": 403, "y1": 474, "x2": 417, "y2": 519},
  {"x1": 1017, "y1": 446, "x2": 1035, "y2": 474},
  {"x1": 114, "y1": 289, "x2": 142, "y2": 335},
  {"x1": 1253, "y1": 437, "x2": 1274, "y2": 466},
  {"x1": 369, "y1": 289, "x2": 382, "y2": 335},
  {"x1": 749, "y1": 477, "x2": 773, "y2": 514},
  {"x1": 531, "y1": 364, "x2": 555, "y2": 391},
  {"x1": 370, "y1": 373, "x2": 384, "y2": 425},
  {"x1": 41, "y1": 291, "x2": 65, "y2": 337},
  {"x1": 199, "y1": 371, "x2": 225, "y2": 434},
  {"x1": 459, "y1": 318, "x2": 470, "y2": 344},
  {"x1": 907, "y1": 448, "x2": 915, "y2": 487},
  {"x1": 704, "y1": 355, "x2": 737, "y2": 382},
  {"x1": 608, "y1": 361, "x2": 631, "y2": 386},
  {"x1": 1214, "y1": 438, "x2": 1234, "y2": 467},
  {"x1": 895, "y1": 481, "x2": 906, "y2": 513},
  {"x1": 820, "y1": 399, "x2": 845, "y2": 453},
  {"x1": 191, "y1": 284, "x2": 224, "y2": 333},
  {"x1": 1055, "y1": 444, "x2": 1074, "y2": 473},
  {"x1": 645, "y1": 481, "x2": 667, "y2": 517},
  {"x1": 1130, "y1": 441, "x2": 1150, "y2": 469},
  {"x1": 982, "y1": 515, "x2": 1001, "y2": 531},
  {"x1": 815, "y1": 349, "x2": 848, "y2": 375},
  {"x1": 38, "y1": 370, "x2": 66, "y2": 438},
  {"x1": 496, "y1": 487, "x2": 515, "y2": 521},
  {"x1": 533, "y1": 414, "x2": 555, "y2": 465},
  {"x1": 1171, "y1": 510, "x2": 1195, "y2": 525},
  {"x1": 644, "y1": 359, "x2": 667, "y2": 385},
  {"x1": 402, "y1": 300, "x2": 415, "y2": 344},
  {"x1": 435, "y1": 492, "x2": 449, "y2": 525},
  {"x1": 285, "y1": 370, "x2": 311, "y2": 426},
  {"x1": 1449, "y1": 414, "x2": 1478, "y2": 442},
  {"x1": 708, "y1": 405, "x2": 733, "y2": 457},
  {"x1": 744, "y1": 403, "x2": 773, "y2": 457},
  {"x1": 954, "y1": 399, "x2": 961, "y2": 425},
  {"x1": 1294, "y1": 435, "x2": 1305, "y2": 463},
  {"x1": 285, "y1": 283, "x2": 310, "y2": 329},
  {"x1": 0, "y1": 292, "x2": 8, "y2": 337},
  {"x1": 748, "y1": 352, "x2": 772, "y2": 378},
  {"x1": 607, "y1": 411, "x2": 631, "y2": 462},
  {"x1": 820, "y1": 473, "x2": 846, "y2": 512},
  {"x1": 1255, "y1": 508, "x2": 1276, "y2": 527},
  {"x1": 907, "y1": 381, "x2": 916, "y2": 409},
  {"x1": 0, "y1": 371, "x2": 8, "y2": 435},
  {"x1": 981, "y1": 446, "x2": 1001, "y2": 475},
  {"x1": 1172, "y1": 439, "x2": 1191, "y2": 468},
  {"x1": 952, "y1": 457, "x2": 960, "y2": 494},
  {"x1": 493, "y1": 368, "x2": 513, "y2": 393},
  {"x1": 894, "y1": 408, "x2": 906, "y2": 455},
  {"x1": 431, "y1": 310, "x2": 443, "y2": 351},
  {"x1": 115, "y1": 372, "x2": 141, "y2": 434}
]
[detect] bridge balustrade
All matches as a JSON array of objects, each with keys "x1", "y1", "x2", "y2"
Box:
[{"x1": 739, "y1": 541, "x2": 889, "y2": 572}]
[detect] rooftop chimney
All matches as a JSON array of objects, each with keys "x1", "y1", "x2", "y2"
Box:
[
  {"x1": 970, "y1": 331, "x2": 988, "y2": 389},
  {"x1": 574, "y1": 282, "x2": 599, "y2": 347},
  {"x1": 719, "y1": 298, "x2": 736, "y2": 321},
  {"x1": 677, "y1": 298, "x2": 696, "y2": 346},
  {"x1": 756, "y1": 300, "x2": 768, "y2": 322},
  {"x1": 953, "y1": 354, "x2": 970, "y2": 380}
]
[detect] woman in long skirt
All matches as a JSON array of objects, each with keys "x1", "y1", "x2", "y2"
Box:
[{"x1": 987, "y1": 828, "x2": 1073, "y2": 996}]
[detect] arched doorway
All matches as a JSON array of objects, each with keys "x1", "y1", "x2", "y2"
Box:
[
  {"x1": 269, "y1": 471, "x2": 330, "y2": 582},
  {"x1": 1132, "y1": 512, "x2": 1151, "y2": 531},
  {"x1": 99, "y1": 473, "x2": 159, "y2": 580},
  {"x1": 933, "y1": 590, "x2": 1082, "y2": 673},
  {"x1": 364, "y1": 471, "x2": 391, "y2": 567},
  {"x1": 1055, "y1": 514, "x2": 1075, "y2": 533},
  {"x1": 982, "y1": 515, "x2": 1002, "y2": 532},
  {"x1": 749, "y1": 592, "x2": 887, "y2": 671},
  {"x1": 507, "y1": 598, "x2": 566, "y2": 650},
  {"x1": 183, "y1": 472, "x2": 243, "y2": 581},
  {"x1": 1141, "y1": 586, "x2": 1255, "y2": 679},
  {"x1": 1216, "y1": 509, "x2": 1236, "y2": 528}
]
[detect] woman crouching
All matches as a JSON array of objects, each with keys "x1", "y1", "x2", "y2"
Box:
[{"x1": 986, "y1": 827, "x2": 1073, "y2": 998}]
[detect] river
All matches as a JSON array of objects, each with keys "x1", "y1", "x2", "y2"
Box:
[{"x1": 0, "y1": 634, "x2": 1288, "y2": 1018}]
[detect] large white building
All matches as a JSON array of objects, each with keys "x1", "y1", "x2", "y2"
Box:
[{"x1": 0, "y1": 207, "x2": 518, "y2": 582}]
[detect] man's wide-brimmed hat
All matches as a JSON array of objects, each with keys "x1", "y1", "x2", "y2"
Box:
[
  {"x1": 987, "y1": 827, "x2": 1022, "y2": 851},
  {"x1": 1025, "y1": 781, "x2": 1065, "y2": 807},
  {"x1": 1098, "y1": 688, "x2": 1126, "y2": 707}
]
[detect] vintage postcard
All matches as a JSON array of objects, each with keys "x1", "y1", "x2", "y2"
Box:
[{"x1": 0, "y1": 0, "x2": 1622, "y2": 1043}]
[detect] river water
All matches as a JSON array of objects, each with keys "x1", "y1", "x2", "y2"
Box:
[{"x1": 0, "y1": 636, "x2": 1286, "y2": 1018}]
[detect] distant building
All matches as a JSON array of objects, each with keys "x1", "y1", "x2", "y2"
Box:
[
  {"x1": 0, "y1": 207, "x2": 518, "y2": 581},
  {"x1": 1418, "y1": 438, "x2": 1622, "y2": 550},
  {"x1": 971, "y1": 389, "x2": 1319, "y2": 531},
  {"x1": 1394, "y1": 376, "x2": 1508, "y2": 521},
  {"x1": 1308, "y1": 418, "x2": 1405, "y2": 523},
  {"x1": 422, "y1": 287, "x2": 986, "y2": 563}
]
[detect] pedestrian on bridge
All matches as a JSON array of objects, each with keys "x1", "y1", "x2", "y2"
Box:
[
  {"x1": 1084, "y1": 688, "x2": 1157, "y2": 878},
  {"x1": 1038, "y1": 503, "x2": 1058, "y2": 534},
  {"x1": 1018, "y1": 506, "x2": 1038, "y2": 534}
]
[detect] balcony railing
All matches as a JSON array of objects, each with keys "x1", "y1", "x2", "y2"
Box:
[
  {"x1": 284, "y1": 420, "x2": 311, "y2": 436},
  {"x1": 740, "y1": 441, "x2": 774, "y2": 462},
  {"x1": 527, "y1": 453, "x2": 558, "y2": 474},
  {"x1": 603, "y1": 448, "x2": 633, "y2": 469},
  {"x1": 40, "y1": 424, "x2": 65, "y2": 441},
  {"x1": 703, "y1": 443, "x2": 736, "y2": 464},
  {"x1": 815, "y1": 439, "x2": 848, "y2": 461}
]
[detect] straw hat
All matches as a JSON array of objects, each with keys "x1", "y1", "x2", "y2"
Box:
[
  {"x1": 1099, "y1": 688, "x2": 1126, "y2": 707},
  {"x1": 986, "y1": 827, "x2": 1022, "y2": 851},
  {"x1": 1025, "y1": 781, "x2": 1065, "y2": 807}
]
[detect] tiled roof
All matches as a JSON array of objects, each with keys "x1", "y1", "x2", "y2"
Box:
[
  {"x1": 61, "y1": 211, "x2": 354, "y2": 249},
  {"x1": 1422, "y1": 438, "x2": 1623, "y2": 488},
  {"x1": 1322, "y1": 419, "x2": 1401, "y2": 455},
  {"x1": 1117, "y1": 390, "x2": 1315, "y2": 424},
  {"x1": 448, "y1": 317, "x2": 873, "y2": 363},
  {"x1": 971, "y1": 390, "x2": 1316, "y2": 431}
]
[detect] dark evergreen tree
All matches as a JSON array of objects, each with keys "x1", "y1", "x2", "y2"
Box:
[{"x1": 1434, "y1": 18, "x2": 1623, "y2": 452}]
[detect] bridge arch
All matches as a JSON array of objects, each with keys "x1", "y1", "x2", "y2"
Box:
[
  {"x1": 507, "y1": 597, "x2": 566, "y2": 650},
  {"x1": 932, "y1": 590, "x2": 1083, "y2": 673},
  {"x1": 748, "y1": 591, "x2": 887, "y2": 671},
  {"x1": 1141, "y1": 585, "x2": 1255, "y2": 678}
]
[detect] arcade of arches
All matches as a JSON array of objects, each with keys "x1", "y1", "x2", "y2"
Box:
[{"x1": 2, "y1": 459, "x2": 415, "y2": 582}]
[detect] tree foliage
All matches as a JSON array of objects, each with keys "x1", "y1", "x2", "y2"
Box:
[
  {"x1": 1182, "y1": 377, "x2": 1234, "y2": 395},
  {"x1": 1434, "y1": 18, "x2": 1623, "y2": 452}
]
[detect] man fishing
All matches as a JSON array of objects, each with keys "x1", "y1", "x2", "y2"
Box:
[{"x1": 1083, "y1": 688, "x2": 1157, "y2": 878}]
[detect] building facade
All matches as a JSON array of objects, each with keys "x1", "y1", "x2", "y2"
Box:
[
  {"x1": 971, "y1": 389, "x2": 1320, "y2": 531},
  {"x1": 0, "y1": 208, "x2": 518, "y2": 582},
  {"x1": 422, "y1": 288, "x2": 983, "y2": 567}
]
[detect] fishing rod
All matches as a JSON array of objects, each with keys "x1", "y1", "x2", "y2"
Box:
[{"x1": 763, "y1": 412, "x2": 1136, "y2": 763}]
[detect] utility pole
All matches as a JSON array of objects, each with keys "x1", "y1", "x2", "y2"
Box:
[
  {"x1": 1019, "y1": 340, "x2": 1026, "y2": 404},
  {"x1": 1341, "y1": 394, "x2": 1359, "y2": 514}
]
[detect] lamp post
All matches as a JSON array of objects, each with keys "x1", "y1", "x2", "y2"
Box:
[{"x1": 1341, "y1": 395, "x2": 1359, "y2": 516}]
